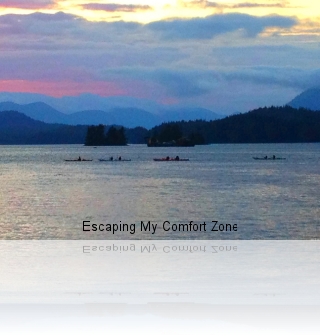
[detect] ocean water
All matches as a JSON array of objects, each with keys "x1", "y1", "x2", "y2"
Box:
[
  {"x1": 0, "y1": 143, "x2": 319, "y2": 239},
  {"x1": 1, "y1": 145, "x2": 319, "y2": 336}
]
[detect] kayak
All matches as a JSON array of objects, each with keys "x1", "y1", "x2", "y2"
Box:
[
  {"x1": 99, "y1": 159, "x2": 131, "y2": 162},
  {"x1": 253, "y1": 157, "x2": 286, "y2": 160},
  {"x1": 153, "y1": 158, "x2": 189, "y2": 161}
]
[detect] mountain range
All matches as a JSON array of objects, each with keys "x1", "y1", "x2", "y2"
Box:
[
  {"x1": 1, "y1": 105, "x2": 320, "y2": 145},
  {"x1": 288, "y1": 88, "x2": 320, "y2": 111},
  {"x1": 0, "y1": 88, "x2": 319, "y2": 130},
  {"x1": 0, "y1": 92, "x2": 223, "y2": 129}
]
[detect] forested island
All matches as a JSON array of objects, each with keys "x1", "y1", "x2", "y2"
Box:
[
  {"x1": 147, "y1": 123, "x2": 201, "y2": 147},
  {"x1": 0, "y1": 106, "x2": 320, "y2": 144},
  {"x1": 85, "y1": 125, "x2": 127, "y2": 146}
]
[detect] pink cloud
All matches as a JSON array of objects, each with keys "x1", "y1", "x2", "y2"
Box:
[
  {"x1": 0, "y1": 78, "x2": 172, "y2": 105},
  {"x1": 81, "y1": 3, "x2": 152, "y2": 12},
  {"x1": 0, "y1": 0, "x2": 56, "y2": 9},
  {"x1": 0, "y1": 80, "x2": 125, "y2": 97}
]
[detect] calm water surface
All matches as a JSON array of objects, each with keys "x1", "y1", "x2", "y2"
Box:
[{"x1": 0, "y1": 143, "x2": 319, "y2": 239}]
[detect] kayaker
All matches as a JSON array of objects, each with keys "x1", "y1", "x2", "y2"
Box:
[
  {"x1": 272, "y1": 155, "x2": 276, "y2": 160},
  {"x1": 119, "y1": 156, "x2": 122, "y2": 161},
  {"x1": 78, "y1": 156, "x2": 81, "y2": 161},
  {"x1": 166, "y1": 156, "x2": 169, "y2": 161},
  {"x1": 175, "y1": 156, "x2": 180, "y2": 161},
  {"x1": 110, "y1": 156, "x2": 113, "y2": 161}
]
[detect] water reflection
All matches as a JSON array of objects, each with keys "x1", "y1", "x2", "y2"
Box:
[{"x1": 0, "y1": 240, "x2": 319, "y2": 304}]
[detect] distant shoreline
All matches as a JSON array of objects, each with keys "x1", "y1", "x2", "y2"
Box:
[{"x1": 1, "y1": 106, "x2": 320, "y2": 145}]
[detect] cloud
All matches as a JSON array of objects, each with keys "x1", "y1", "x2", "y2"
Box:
[
  {"x1": 0, "y1": 79, "x2": 124, "y2": 98},
  {"x1": 0, "y1": 11, "x2": 316, "y2": 111},
  {"x1": 181, "y1": 1, "x2": 291, "y2": 9},
  {"x1": 81, "y1": 3, "x2": 152, "y2": 13},
  {"x1": 181, "y1": 1, "x2": 221, "y2": 8},
  {"x1": 0, "y1": 0, "x2": 55, "y2": 9},
  {"x1": 0, "y1": 11, "x2": 297, "y2": 41},
  {"x1": 0, "y1": 11, "x2": 141, "y2": 40},
  {"x1": 99, "y1": 66, "x2": 295, "y2": 99},
  {"x1": 104, "y1": 65, "x2": 320, "y2": 100},
  {"x1": 147, "y1": 13, "x2": 297, "y2": 40},
  {"x1": 153, "y1": 69, "x2": 211, "y2": 97},
  {"x1": 0, "y1": 11, "x2": 87, "y2": 36},
  {"x1": 221, "y1": 67, "x2": 320, "y2": 90},
  {"x1": 232, "y1": 2, "x2": 288, "y2": 8}
]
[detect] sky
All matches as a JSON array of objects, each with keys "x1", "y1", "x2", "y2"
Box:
[{"x1": 0, "y1": 0, "x2": 319, "y2": 113}]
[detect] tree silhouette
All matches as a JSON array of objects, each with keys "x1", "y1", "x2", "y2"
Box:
[{"x1": 85, "y1": 125, "x2": 127, "y2": 146}]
